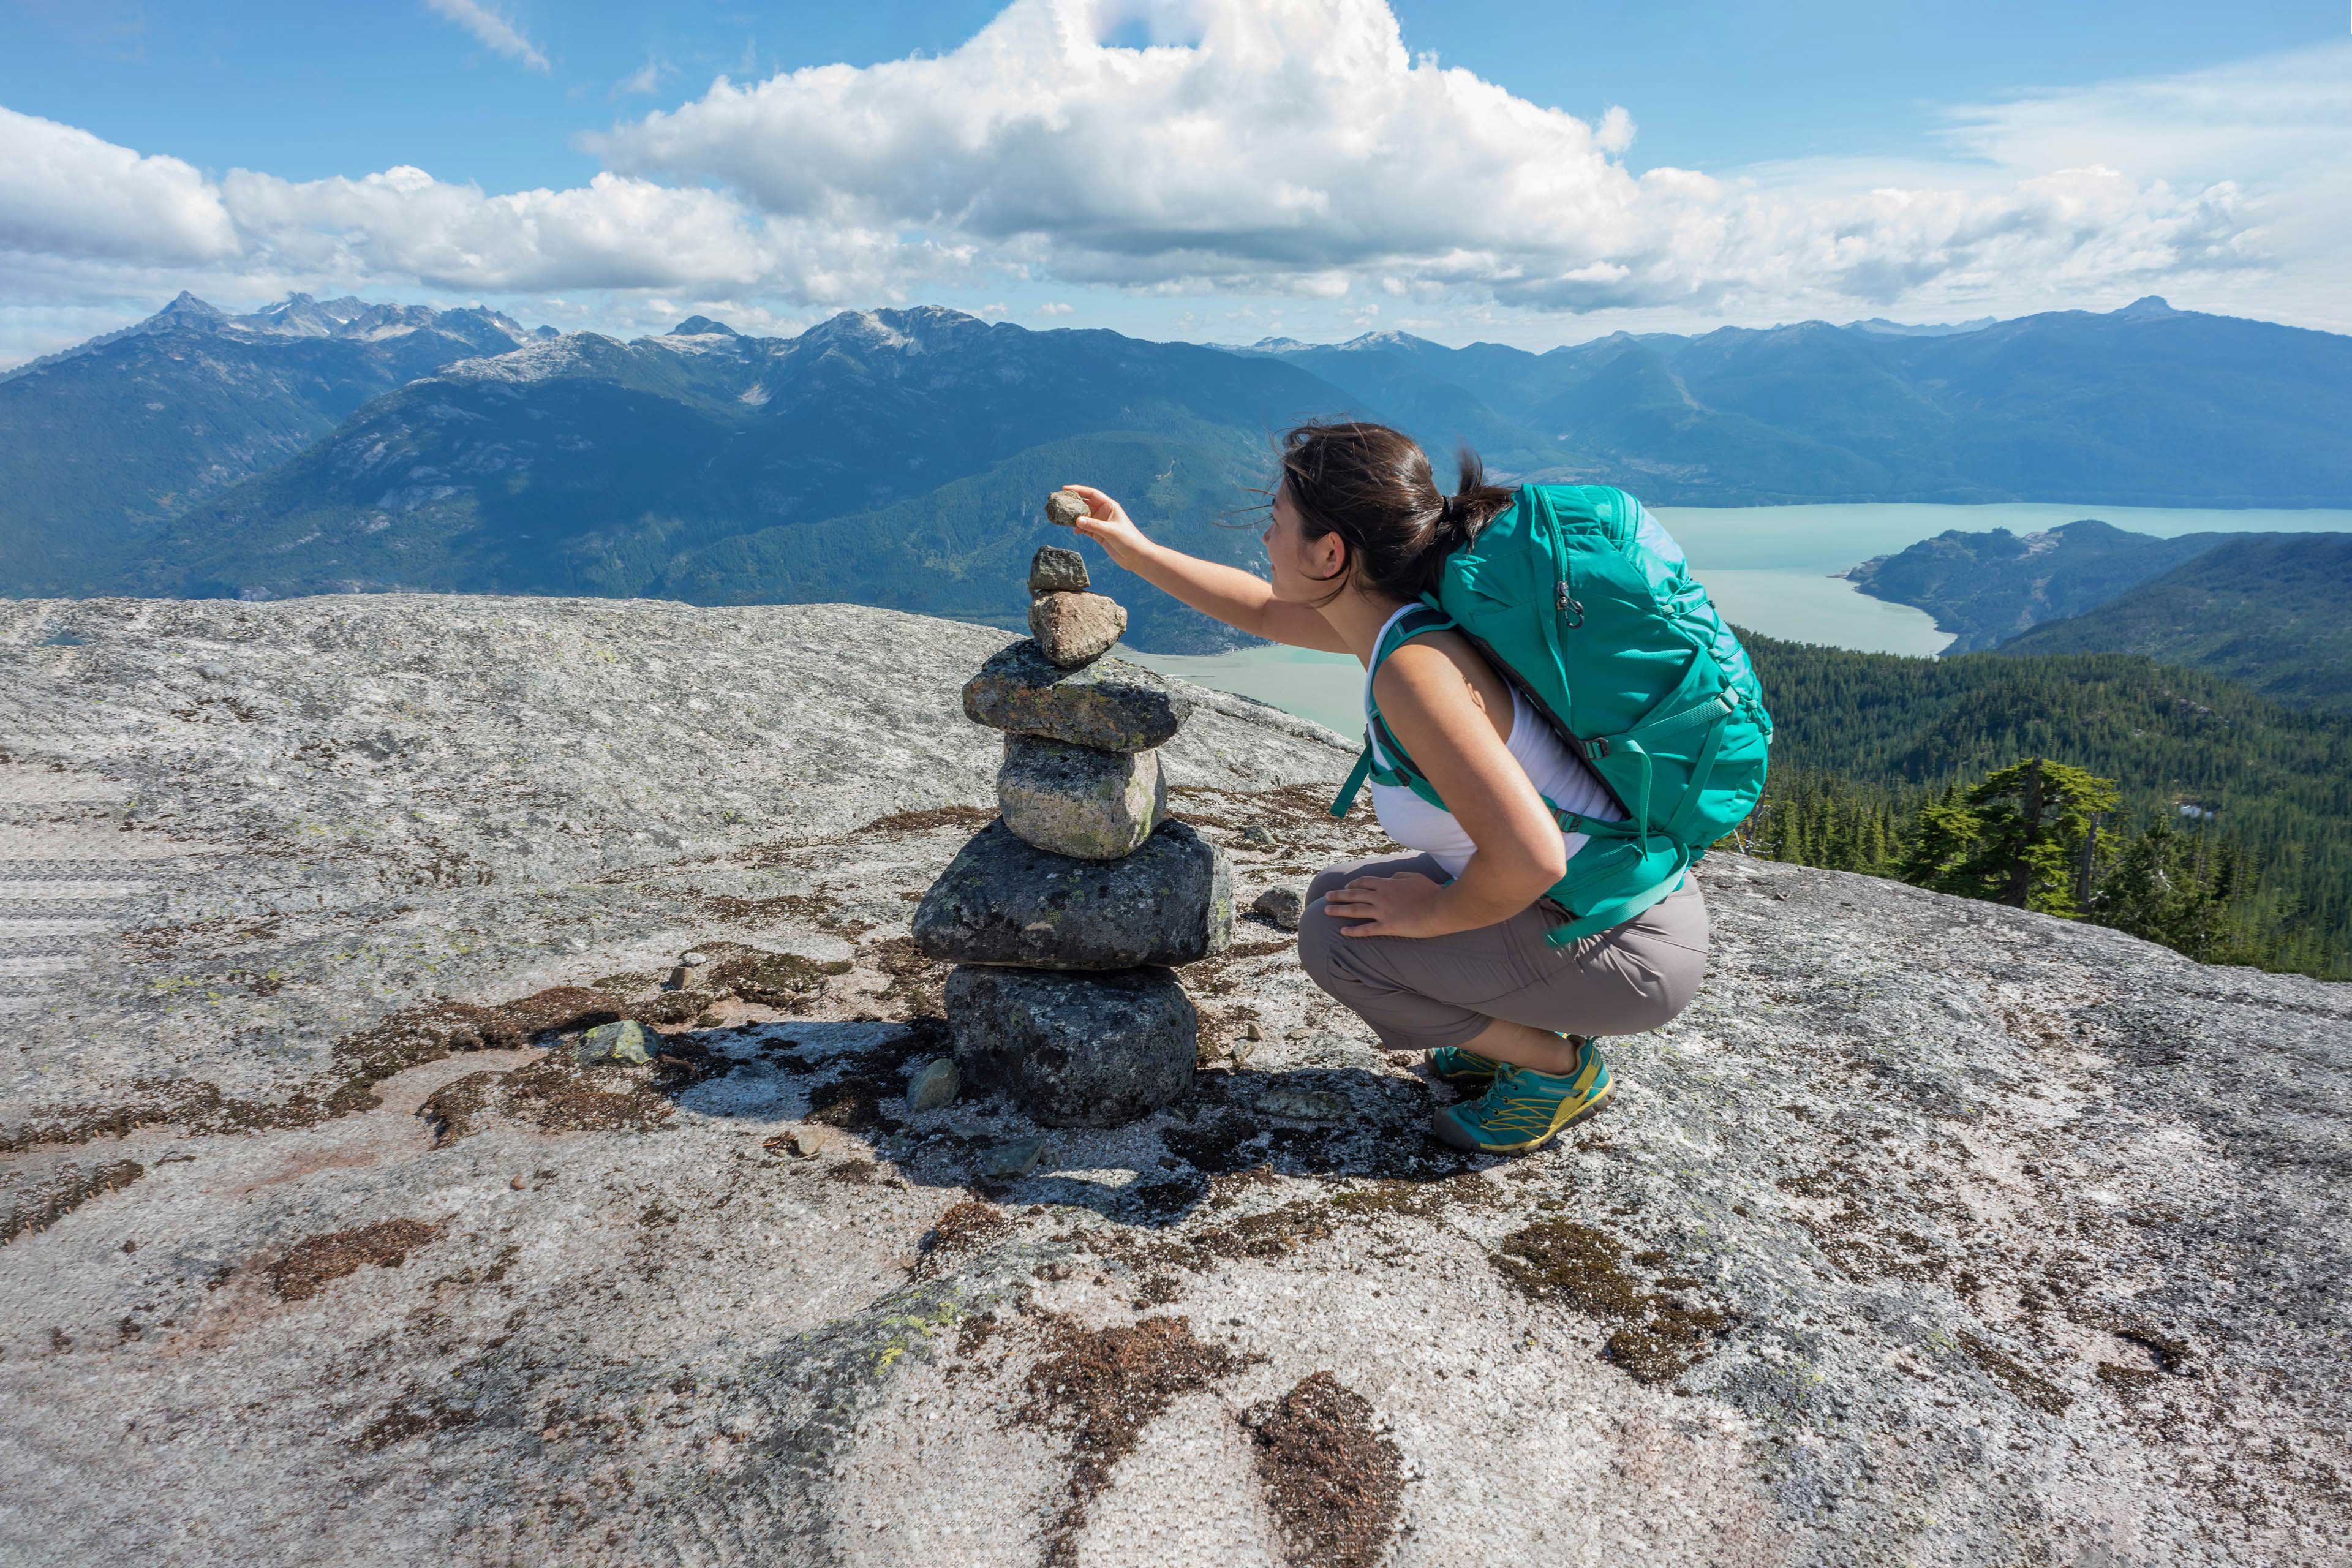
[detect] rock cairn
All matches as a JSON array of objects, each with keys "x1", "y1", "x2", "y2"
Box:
[{"x1": 911, "y1": 526, "x2": 1233, "y2": 1128}]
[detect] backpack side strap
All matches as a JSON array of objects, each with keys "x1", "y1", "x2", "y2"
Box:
[{"x1": 1327, "y1": 602, "x2": 1456, "y2": 819}]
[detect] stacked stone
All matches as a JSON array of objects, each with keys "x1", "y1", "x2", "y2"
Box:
[{"x1": 911, "y1": 522, "x2": 1233, "y2": 1129}]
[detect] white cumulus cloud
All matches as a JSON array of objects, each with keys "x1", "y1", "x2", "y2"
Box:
[
  {"x1": 0, "y1": 1, "x2": 2340, "y2": 355},
  {"x1": 0, "y1": 107, "x2": 239, "y2": 264},
  {"x1": 590, "y1": 0, "x2": 2263, "y2": 315}
]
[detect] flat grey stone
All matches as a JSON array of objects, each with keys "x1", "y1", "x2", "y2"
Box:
[
  {"x1": 1044, "y1": 489, "x2": 1088, "y2": 529},
  {"x1": 1027, "y1": 592, "x2": 1126, "y2": 669},
  {"x1": 962, "y1": 641, "x2": 1191, "y2": 753},
  {"x1": 974, "y1": 1136, "x2": 1046, "y2": 1181},
  {"x1": 947, "y1": 966, "x2": 1197, "y2": 1128},
  {"x1": 905, "y1": 1057, "x2": 960, "y2": 1112},
  {"x1": 997, "y1": 736, "x2": 1166, "y2": 861},
  {"x1": 913, "y1": 819, "x2": 1232, "y2": 970},
  {"x1": 1028, "y1": 546, "x2": 1089, "y2": 594}
]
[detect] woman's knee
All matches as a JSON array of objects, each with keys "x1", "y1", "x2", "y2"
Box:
[
  {"x1": 1303, "y1": 864, "x2": 1358, "y2": 904},
  {"x1": 1295, "y1": 897, "x2": 1346, "y2": 991}
]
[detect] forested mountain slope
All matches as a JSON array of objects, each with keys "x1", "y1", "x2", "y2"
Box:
[
  {"x1": 1994, "y1": 534, "x2": 2352, "y2": 715},
  {"x1": 132, "y1": 311, "x2": 1344, "y2": 648},
  {"x1": 1842, "y1": 519, "x2": 2228, "y2": 652},
  {"x1": 0, "y1": 293, "x2": 542, "y2": 594},
  {"x1": 1744, "y1": 633, "x2": 2352, "y2": 975}
]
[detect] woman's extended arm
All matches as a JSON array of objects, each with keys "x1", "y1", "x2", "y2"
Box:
[
  {"x1": 1322, "y1": 638, "x2": 1568, "y2": 938},
  {"x1": 1060, "y1": 484, "x2": 1349, "y2": 653}
]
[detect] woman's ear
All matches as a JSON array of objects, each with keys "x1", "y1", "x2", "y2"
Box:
[{"x1": 1309, "y1": 527, "x2": 1347, "y2": 585}]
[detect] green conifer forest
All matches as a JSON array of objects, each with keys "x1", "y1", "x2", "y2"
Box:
[{"x1": 1732, "y1": 636, "x2": 2352, "y2": 979}]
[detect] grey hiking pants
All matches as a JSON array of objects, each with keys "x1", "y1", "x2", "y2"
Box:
[{"x1": 1296, "y1": 853, "x2": 1709, "y2": 1052}]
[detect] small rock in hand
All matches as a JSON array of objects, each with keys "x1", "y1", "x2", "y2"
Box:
[{"x1": 1046, "y1": 489, "x2": 1089, "y2": 529}]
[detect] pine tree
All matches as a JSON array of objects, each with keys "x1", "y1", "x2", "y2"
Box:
[{"x1": 1958, "y1": 758, "x2": 2120, "y2": 915}]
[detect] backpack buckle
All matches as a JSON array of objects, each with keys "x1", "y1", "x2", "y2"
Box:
[
  {"x1": 1555, "y1": 581, "x2": 1585, "y2": 628},
  {"x1": 1585, "y1": 737, "x2": 1611, "y2": 760}
]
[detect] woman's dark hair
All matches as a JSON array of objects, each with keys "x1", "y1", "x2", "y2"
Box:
[{"x1": 1275, "y1": 421, "x2": 1515, "y2": 603}]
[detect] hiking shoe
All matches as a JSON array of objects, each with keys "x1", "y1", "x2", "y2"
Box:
[
  {"x1": 1430, "y1": 1041, "x2": 1613, "y2": 1155},
  {"x1": 1427, "y1": 1044, "x2": 1503, "y2": 1085}
]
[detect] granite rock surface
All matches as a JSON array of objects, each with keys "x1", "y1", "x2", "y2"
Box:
[
  {"x1": 0, "y1": 593, "x2": 2345, "y2": 1568},
  {"x1": 944, "y1": 965, "x2": 1197, "y2": 1128},
  {"x1": 911, "y1": 819, "x2": 1232, "y2": 970},
  {"x1": 996, "y1": 735, "x2": 1166, "y2": 861}
]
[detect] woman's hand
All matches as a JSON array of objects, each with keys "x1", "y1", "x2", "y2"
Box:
[
  {"x1": 1059, "y1": 483, "x2": 1150, "y2": 564},
  {"x1": 1323, "y1": 872, "x2": 1451, "y2": 939}
]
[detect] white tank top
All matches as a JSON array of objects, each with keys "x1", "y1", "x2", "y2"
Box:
[{"x1": 1363, "y1": 605, "x2": 1625, "y2": 878}]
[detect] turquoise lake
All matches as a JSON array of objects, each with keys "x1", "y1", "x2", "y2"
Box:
[{"x1": 1125, "y1": 502, "x2": 2352, "y2": 736}]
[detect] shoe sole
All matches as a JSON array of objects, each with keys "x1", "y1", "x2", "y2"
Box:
[{"x1": 1429, "y1": 1079, "x2": 1615, "y2": 1155}]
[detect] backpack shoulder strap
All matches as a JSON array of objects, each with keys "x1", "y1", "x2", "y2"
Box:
[{"x1": 1328, "y1": 600, "x2": 1454, "y2": 819}]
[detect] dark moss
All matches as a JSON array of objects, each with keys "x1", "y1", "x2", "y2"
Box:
[
  {"x1": 1, "y1": 1158, "x2": 146, "y2": 1245},
  {"x1": 1491, "y1": 1220, "x2": 1732, "y2": 1385},
  {"x1": 1245, "y1": 1372, "x2": 1407, "y2": 1568},
  {"x1": 1958, "y1": 1332, "x2": 2074, "y2": 1416},
  {"x1": 856, "y1": 805, "x2": 997, "y2": 835},
  {"x1": 265, "y1": 1218, "x2": 445, "y2": 1302},
  {"x1": 352, "y1": 1395, "x2": 480, "y2": 1451},
  {"x1": 1017, "y1": 1314, "x2": 1246, "y2": 1568}
]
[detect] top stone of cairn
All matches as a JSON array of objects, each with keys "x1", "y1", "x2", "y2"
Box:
[{"x1": 1028, "y1": 545, "x2": 1090, "y2": 594}]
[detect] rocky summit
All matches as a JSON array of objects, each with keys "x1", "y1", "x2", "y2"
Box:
[{"x1": 2, "y1": 594, "x2": 2348, "y2": 1568}]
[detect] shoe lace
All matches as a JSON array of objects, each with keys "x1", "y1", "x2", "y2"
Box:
[{"x1": 1477, "y1": 1075, "x2": 1566, "y2": 1134}]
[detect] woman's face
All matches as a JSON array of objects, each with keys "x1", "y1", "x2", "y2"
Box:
[{"x1": 1262, "y1": 481, "x2": 1345, "y2": 604}]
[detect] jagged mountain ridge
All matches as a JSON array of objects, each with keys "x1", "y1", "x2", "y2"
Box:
[
  {"x1": 1246, "y1": 297, "x2": 2352, "y2": 506},
  {"x1": 0, "y1": 292, "x2": 549, "y2": 594},
  {"x1": 10, "y1": 295, "x2": 2352, "y2": 638},
  {"x1": 137, "y1": 307, "x2": 1350, "y2": 649}
]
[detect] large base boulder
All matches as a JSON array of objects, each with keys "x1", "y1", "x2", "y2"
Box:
[
  {"x1": 962, "y1": 641, "x2": 1191, "y2": 752},
  {"x1": 913, "y1": 819, "x2": 1232, "y2": 969},
  {"x1": 998, "y1": 735, "x2": 1166, "y2": 859},
  {"x1": 944, "y1": 965, "x2": 1197, "y2": 1128}
]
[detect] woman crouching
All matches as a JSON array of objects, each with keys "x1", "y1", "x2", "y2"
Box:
[{"x1": 1063, "y1": 421, "x2": 1710, "y2": 1155}]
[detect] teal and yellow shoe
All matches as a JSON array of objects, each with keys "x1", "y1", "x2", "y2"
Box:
[
  {"x1": 1430, "y1": 1040, "x2": 1614, "y2": 1155},
  {"x1": 1427, "y1": 1044, "x2": 1504, "y2": 1085}
]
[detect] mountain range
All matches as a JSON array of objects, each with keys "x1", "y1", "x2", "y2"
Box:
[
  {"x1": 7, "y1": 292, "x2": 2352, "y2": 650},
  {"x1": 0, "y1": 292, "x2": 547, "y2": 595},
  {"x1": 1846, "y1": 519, "x2": 2352, "y2": 714}
]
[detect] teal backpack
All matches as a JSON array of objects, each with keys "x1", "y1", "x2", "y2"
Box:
[{"x1": 1331, "y1": 483, "x2": 1773, "y2": 944}]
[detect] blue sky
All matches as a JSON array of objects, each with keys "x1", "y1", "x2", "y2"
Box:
[{"x1": 2, "y1": 0, "x2": 2347, "y2": 364}]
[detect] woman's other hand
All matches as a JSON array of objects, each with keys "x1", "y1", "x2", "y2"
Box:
[
  {"x1": 1323, "y1": 872, "x2": 1449, "y2": 939},
  {"x1": 1060, "y1": 484, "x2": 1149, "y2": 562}
]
